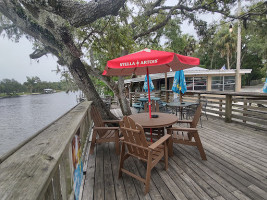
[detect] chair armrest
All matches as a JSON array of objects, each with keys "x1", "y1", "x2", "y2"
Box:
[
  {"x1": 94, "y1": 127, "x2": 119, "y2": 130},
  {"x1": 177, "y1": 120, "x2": 193, "y2": 123},
  {"x1": 103, "y1": 120, "x2": 121, "y2": 124},
  {"x1": 167, "y1": 127, "x2": 197, "y2": 132},
  {"x1": 149, "y1": 134, "x2": 171, "y2": 150}
]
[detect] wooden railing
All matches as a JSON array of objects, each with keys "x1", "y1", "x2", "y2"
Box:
[
  {"x1": 0, "y1": 101, "x2": 93, "y2": 200},
  {"x1": 130, "y1": 90, "x2": 267, "y2": 132},
  {"x1": 185, "y1": 91, "x2": 267, "y2": 131}
]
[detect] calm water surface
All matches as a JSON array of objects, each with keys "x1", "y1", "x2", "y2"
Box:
[{"x1": 0, "y1": 92, "x2": 78, "y2": 157}]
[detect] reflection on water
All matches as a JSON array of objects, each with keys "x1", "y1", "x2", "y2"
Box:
[{"x1": 0, "y1": 92, "x2": 78, "y2": 157}]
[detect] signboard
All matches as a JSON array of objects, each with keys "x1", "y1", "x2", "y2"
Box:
[{"x1": 72, "y1": 133, "x2": 83, "y2": 200}]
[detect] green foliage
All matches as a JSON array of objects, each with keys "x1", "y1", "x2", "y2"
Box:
[
  {"x1": 0, "y1": 77, "x2": 74, "y2": 96},
  {"x1": 164, "y1": 17, "x2": 197, "y2": 55},
  {"x1": 242, "y1": 54, "x2": 266, "y2": 85},
  {"x1": 0, "y1": 79, "x2": 26, "y2": 94},
  {"x1": 91, "y1": 76, "x2": 114, "y2": 96}
]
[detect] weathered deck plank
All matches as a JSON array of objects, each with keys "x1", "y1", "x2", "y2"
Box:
[{"x1": 82, "y1": 114, "x2": 267, "y2": 200}]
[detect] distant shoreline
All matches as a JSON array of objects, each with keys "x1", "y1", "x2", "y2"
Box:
[{"x1": 0, "y1": 92, "x2": 46, "y2": 99}]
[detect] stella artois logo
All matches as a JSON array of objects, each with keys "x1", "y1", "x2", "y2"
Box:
[{"x1": 120, "y1": 59, "x2": 158, "y2": 67}]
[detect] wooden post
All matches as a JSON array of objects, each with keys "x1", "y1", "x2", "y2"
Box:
[
  {"x1": 129, "y1": 85, "x2": 132, "y2": 107},
  {"x1": 44, "y1": 181, "x2": 54, "y2": 200},
  {"x1": 235, "y1": 0, "x2": 242, "y2": 92},
  {"x1": 60, "y1": 144, "x2": 74, "y2": 200},
  {"x1": 207, "y1": 75, "x2": 212, "y2": 91},
  {"x1": 165, "y1": 73, "x2": 169, "y2": 103},
  {"x1": 225, "y1": 94, "x2": 232, "y2": 123},
  {"x1": 219, "y1": 99, "x2": 222, "y2": 117},
  {"x1": 243, "y1": 98, "x2": 247, "y2": 123},
  {"x1": 53, "y1": 167, "x2": 63, "y2": 200}
]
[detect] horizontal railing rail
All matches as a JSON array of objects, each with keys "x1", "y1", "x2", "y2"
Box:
[{"x1": 0, "y1": 101, "x2": 93, "y2": 200}]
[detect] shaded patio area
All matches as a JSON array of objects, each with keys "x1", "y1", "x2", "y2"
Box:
[{"x1": 82, "y1": 114, "x2": 267, "y2": 200}]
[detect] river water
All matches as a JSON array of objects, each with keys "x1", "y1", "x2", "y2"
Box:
[{"x1": 0, "y1": 92, "x2": 78, "y2": 157}]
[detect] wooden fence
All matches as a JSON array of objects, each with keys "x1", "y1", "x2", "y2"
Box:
[
  {"x1": 130, "y1": 90, "x2": 267, "y2": 132},
  {"x1": 184, "y1": 91, "x2": 267, "y2": 131},
  {"x1": 0, "y1": 101, "x2": 93, "y2": 200}
]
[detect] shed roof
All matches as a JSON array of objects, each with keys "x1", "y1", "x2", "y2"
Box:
[{"x1": 124, "y1": 67, "x2": 252, "y2": 83}]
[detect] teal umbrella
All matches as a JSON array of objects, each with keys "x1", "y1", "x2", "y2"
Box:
[
  {"x1": 263, "y1": 78, "x2": 267, "y2": 93},
  {"x1": 172, "y1": 70, "x2": 187, "y2": 94},
  {"x1": 143, "y1": 75, "x2": 154, "y2": 92}
]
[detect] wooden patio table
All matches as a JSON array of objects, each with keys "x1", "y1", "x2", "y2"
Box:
[
  {"x1": 138, "y1": 97, "x2": 161, "y2": 105},
  {"x1": 166, "y1": 101, "x2": 198, "y2": 119},
  {"x1": 129, "y1": 112, "x2": 177, "y2": 129}
]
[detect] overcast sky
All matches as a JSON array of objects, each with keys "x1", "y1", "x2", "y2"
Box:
[{"x1": 0, "y1": 36, "x2": 61, "y2": 83}]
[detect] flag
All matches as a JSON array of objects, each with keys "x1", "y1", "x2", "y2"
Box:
[
  {"x1": 263, "y1": 78, "x2": 267, "y2": 93},
  {"x1": 172, "y1": 70, "x2": 187, "y2": 94},
  {"x1": 221, "y1": 65, "x2": 226, "y2": 70},
  {"x1": 143, "y1": 75, "x2": 154, "y2": 92}
]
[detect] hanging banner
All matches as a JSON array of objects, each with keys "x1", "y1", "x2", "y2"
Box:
[{"x1": 72, "y1": 133, "x2": 83, "y2": 200}]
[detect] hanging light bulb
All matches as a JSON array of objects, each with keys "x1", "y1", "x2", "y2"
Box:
[{"x1": 229, "y1": 24, "x2": 233, "y2": 33}]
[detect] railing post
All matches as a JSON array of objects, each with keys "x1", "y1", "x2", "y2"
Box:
[
  {"x1": 243, "y1": 98, "x2": 247, "y2": 123},
  {"x1": 60, "y1": 144, "x2": 74, "y2": 200},
  {"x1": 225, "y1": 94, "x2": 232, "y2": 123},
  {"x1": 219, "y1": 99, "x2": 222, "y2": 117},
  {"x1": 166, "y1": 91, "x2": 169, "y2": 103},
  {"x1": 129, "y1": 87, "x2": 132, "y2": 107}
]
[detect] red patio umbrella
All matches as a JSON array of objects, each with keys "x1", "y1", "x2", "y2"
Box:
[{"x1": 103, "y1": 49, "x2": 200, "y2": 118}]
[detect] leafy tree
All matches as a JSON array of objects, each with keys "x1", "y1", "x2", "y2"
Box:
[
  {"x1": 23, "y1": 76, "x2": 41, "y2": 93},
  {"x1": 0, "y1": 0, "x2": 244, "y2": 118},
  {"x1": 0, "y1": 78, "x2": 25, "y2": 94}
]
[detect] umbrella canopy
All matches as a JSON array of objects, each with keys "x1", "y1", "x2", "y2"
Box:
[
  {"x1": 263, "y1": 78, "x2": 267, "y2": 93},
  {"x1": 143, "y1": 75, "x2": 154, "y2": 92},
  {"x1": 103, "y1": 49, "x2": 200, "y2": 76},
  {"x1": 103, "y1": 48, "x2": 199, "y2": 119},
  {"x1": 172, "y1": 70, "x2": 187, "y2": 94}
]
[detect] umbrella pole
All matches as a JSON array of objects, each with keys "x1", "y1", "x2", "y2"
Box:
[
  {"x1": 147, "y1": 68, "x2": 152, "y2": 118},
  {"x1": 147, "y1": 68, "x2": 153, "y2": 142}
]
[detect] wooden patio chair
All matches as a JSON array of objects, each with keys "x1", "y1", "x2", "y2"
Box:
[
  {"x1": 119, "y1": 116, "x2": 170, "y2": 194},
  {"x1": 144, "y1": 100, "x2": 159, "y2": 112},
  {"x1": 167, "y1": 104, "x2": 207, "y2": 160},
  {"x1": 89, "y1": 105, "x2": 120, "y2": 155},
  {"x1": 144, "y1": 100, "x2": 164, "y2": 140}
]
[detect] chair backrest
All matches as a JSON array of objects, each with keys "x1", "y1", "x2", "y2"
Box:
[
  {"x1": 202, "y1": 97, "x2": 208, "y2": 109},
  {"x1": 90, "y1": 106, "x2": 106, "y2": 135},
  {"x1": 144, "y1": 100, "x2": 159, "y2": 112},
  {"x1": 191, "y1": 104, "x2": 202, "y2": 128},
  {"x1": 119, "y1": 116, "x2": 149, "y2": 160}
]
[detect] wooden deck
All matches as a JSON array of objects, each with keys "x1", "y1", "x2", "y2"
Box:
[{"x1": 82, "y1": 112, "x2": 267, "y2": 200}]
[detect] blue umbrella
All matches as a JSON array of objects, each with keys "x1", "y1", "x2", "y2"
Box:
[
  {"x1": 143, "y1": 75, "x2": 154, "y2": 92},
  {"x1": 172, "y1": 70, "x2": 187, "y2": 94},
  {"x1": 263, "y1": 78, "x2": 267, "y2": 93}
]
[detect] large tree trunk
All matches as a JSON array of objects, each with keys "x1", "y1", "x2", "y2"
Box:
[
  {"x1": 116, "y1": 77, "x2": 132, "y2": 116},
  {"x1": 69, "y1": 57, "x2": 117, "y2": 119}
]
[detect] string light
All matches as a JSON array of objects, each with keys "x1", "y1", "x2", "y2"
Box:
[{"x1": 229, "y1": 24, "x2": 233, "y2": 33}]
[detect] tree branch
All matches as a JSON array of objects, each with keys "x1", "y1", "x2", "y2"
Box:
[
  {"x1": 29, "y1": 48, "x2": 49, "y2": 59},
  {"x1": 19, "y1": 0, "x2": 126, "y2": 27}
]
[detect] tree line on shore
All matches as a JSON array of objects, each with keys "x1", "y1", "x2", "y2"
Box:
[{"x1": 0, "y1": 76, "x2": 77, "y2": 96}]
